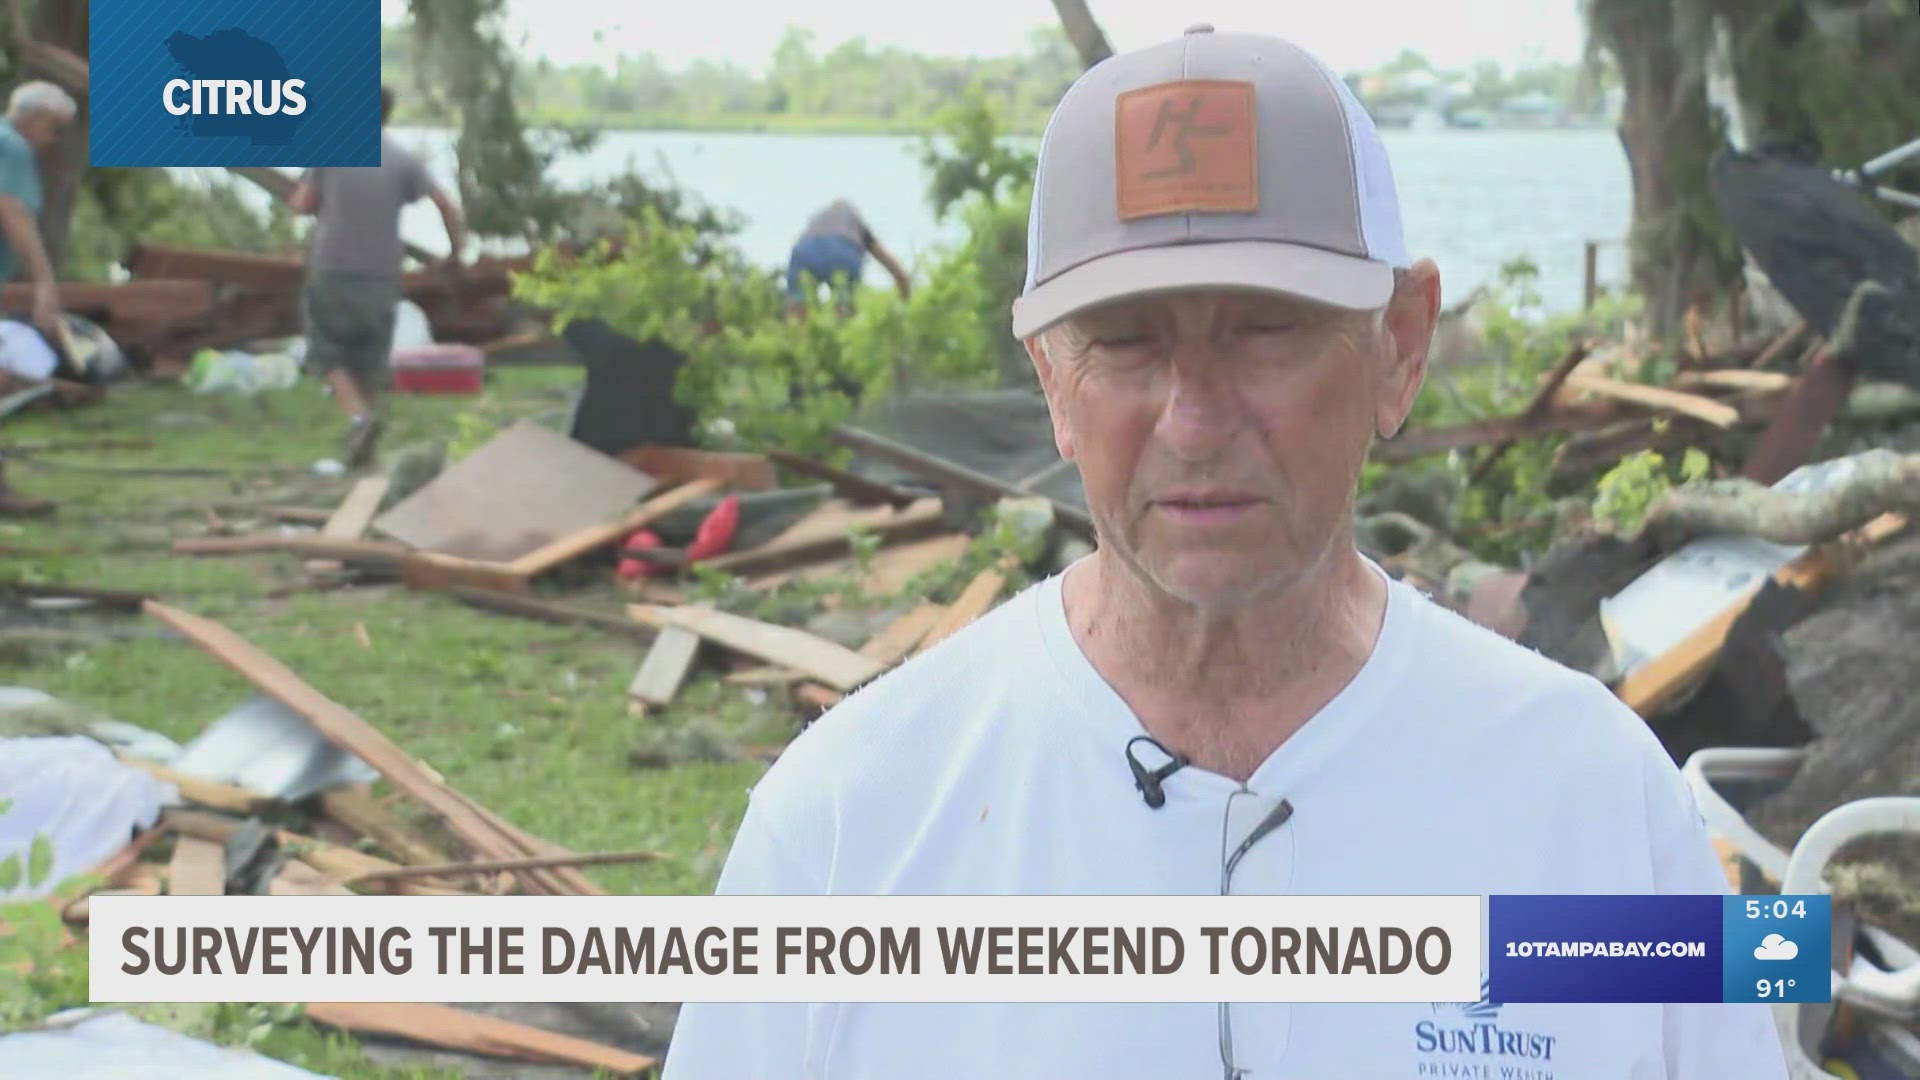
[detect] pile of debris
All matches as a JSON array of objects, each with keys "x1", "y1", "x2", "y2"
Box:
[
  {"x1": 0, "y1": 600, "x2": 665, "y2": 1074},
  {"x1": 160, "y1": 396, "x2": 1075, "y2": 732}
]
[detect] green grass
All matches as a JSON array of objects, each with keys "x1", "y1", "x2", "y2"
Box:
[{"x1": 0, "y1": 366, "x2": 772, "y2": 1073}]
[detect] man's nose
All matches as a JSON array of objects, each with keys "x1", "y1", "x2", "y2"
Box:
[{"x1": 1152, "y1": 343, "x2": 1241, "y2": 459}]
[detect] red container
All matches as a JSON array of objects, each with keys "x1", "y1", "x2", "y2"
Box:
[{"x1": 392, "y1": 344, "x2": 484, "y2": 394}]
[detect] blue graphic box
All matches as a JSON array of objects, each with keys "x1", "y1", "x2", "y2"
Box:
[
  {"x1": 1489, "y1": 894, "x2": 1830, "y2": 1004},
  {"x1": 90, "y1": 0, "x2": 379, "y2": 167}
]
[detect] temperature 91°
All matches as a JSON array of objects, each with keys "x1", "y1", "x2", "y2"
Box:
[{"x1": 1757, "y1": 978, "x2": 1798, "y2": 998}]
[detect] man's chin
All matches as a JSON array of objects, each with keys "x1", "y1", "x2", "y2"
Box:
[{"x1": 1132, "y1": 548, "x2": 1296, "y2": 611}]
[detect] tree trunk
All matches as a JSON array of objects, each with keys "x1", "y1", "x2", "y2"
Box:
[
  {"x1": 23, "y1": 0, "x2": 87, "y2": 277},
  {"x1": 1591, "y1": 0, "x2": 1733, "y2": 343},
  {"x1": 1049, "y1": 0, "x2": 1113, "y2": 70}
]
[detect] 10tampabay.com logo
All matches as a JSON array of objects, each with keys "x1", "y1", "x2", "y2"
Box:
[{"x1": 90, "y1": 0, "x2": 379, "y2": 167}]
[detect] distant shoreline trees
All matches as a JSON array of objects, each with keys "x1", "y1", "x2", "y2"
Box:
[{"x1": 379, "y1": 26, "x2": 1619, "y2": 135}]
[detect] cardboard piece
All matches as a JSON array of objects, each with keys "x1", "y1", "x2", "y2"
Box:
[{"x1": 374, "y1": 420, "x2": 659, "y2": 563}]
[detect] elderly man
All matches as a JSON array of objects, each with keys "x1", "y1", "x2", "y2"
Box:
[
  {"x1": 662, "y1": 26, "x2": 1789, "y2": 1080},
  {"x1": 0, "y1": 80, "x2": 74, "y2": 516}
]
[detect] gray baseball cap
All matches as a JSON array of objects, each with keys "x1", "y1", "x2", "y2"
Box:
[{"x1": 1010, "y1": 24, "x2": 1410, "y2": 340}]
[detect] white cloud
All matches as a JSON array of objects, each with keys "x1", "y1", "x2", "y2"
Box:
[{"x1": 1755, "y1": 934, "x2": 1800, "y2": 961}]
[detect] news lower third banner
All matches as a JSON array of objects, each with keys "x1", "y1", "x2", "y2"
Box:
[{"x1": 86, "y1": 894, "x2": 1829, "y2": 1005}]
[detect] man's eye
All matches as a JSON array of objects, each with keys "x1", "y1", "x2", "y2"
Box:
[
  {"x1": 1093, "y1": 334, "x2": 1153, "y2": 350},
  {"x1": 1237, "y1": 322, "x2": 1298, "y2": 335}
]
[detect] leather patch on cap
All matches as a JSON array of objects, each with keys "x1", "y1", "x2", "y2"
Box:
[{"x1": 1114, "y1": 79, "x2": 1258, "y2": 220}]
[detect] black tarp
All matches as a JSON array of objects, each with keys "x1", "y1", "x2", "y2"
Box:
[
  {"x1": 562, "y1": 318, "x2": 699, "y2": 456},
  {"x1": 1709, "y1": 149, "x2": 1920, "y2": 386}
]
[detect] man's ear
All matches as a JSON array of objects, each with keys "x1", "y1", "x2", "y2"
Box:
[
  {"x1": 1376, "y1": 259, "x2": 1440, "y2": 440},
  {"x1": 1025, "y1": 334, "x2": 1075, "y2": 462}
]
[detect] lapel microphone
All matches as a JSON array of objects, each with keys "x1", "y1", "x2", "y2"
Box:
[{"x1": 1125, "y1": 735, "x2": 1189, "y2": 809}]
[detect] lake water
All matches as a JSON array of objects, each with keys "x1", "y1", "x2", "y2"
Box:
[{"x1": 203, "y1": 126, "x2": 1635, "y2": 315}]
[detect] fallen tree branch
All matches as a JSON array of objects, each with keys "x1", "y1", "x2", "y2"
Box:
[
  {"x1": 1373, "y1": 401, "x2": 1621, "y2": 461},
  {"x1": 343, "y1": 848, "x2": 670, "y2": 887},
  {"x1": 1468, "y1": 342, "x2": 1589, "y2": 483},
  {"x1": 1646, "y1": 449, "x2": 1920, "y2": 547}
]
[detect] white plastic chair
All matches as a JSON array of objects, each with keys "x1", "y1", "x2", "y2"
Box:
[{"x1": 1684, "y1": 752, "x2": 1920, "y2": 1077}]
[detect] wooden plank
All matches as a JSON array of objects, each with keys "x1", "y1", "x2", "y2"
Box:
[
  {"x1": 1564, "y1": 372, "x2": 1741, "y2": 428},
  {"x1": 700, "y1": 497, "x2": 945, "y2": 577},
  {"x1": 1615, "y1": 512, "x2": 1907, "y2": 715},
  {"x1": 1672, "y1": 369, "x2": 1793, "y2": 394},
  {"x1": 761, "y1": 498, "x2": 868, "y2": 546},
  {"x1": 628, "y1": 605, "x2": 885, "y2": 691},
  {"x1": 627, "y1": 624, "x2": 702, "y2": 708},
  {"x1": 506, "y1": 477, "x2": 721, "y2": 577},
  {"x1": 862, "y1": 534, "x2": 972, "y2": 595},
  {"x1": 167, "y1": 836, "x2": 226, "y2": 896},
  {"x1": 916, "y1": 568, "x2": 1008, "y2": 654},
  {"x1": 1748, "y1": 318, "x2": 1807, "y2": 370},
  {"x1": 617, "y1": 445, "x2": 775, "y2": 492},
  {"x1": 449, "y1": 588, "x2": 656, "y2": 642},
  {"x1": 63, "y1": 883, "x2": 162, "y2": 925},
  {"x1": 758, "y1": 532, "x2": 972, "y2": 593},
  {"x1": 861, "y1": 602, "x2": 948, "y2": 666},
  {"x1": 0, "y1": 279, "x2": 215, "y2": 324},
  {"x1": 118, "y1": 756, "x2": 274, "y2": 815},
  {"x1": 144, "y1": 603, "x2": 560, "y2": 895},
  {"x1": 303, "y1": 1002, "x2": 655, "y2": 1076},
  {"x1": 397, "y1": 551, "x2": 530, "y2": 595},
  {"x1": 269, "y1": 860, "x2": 356, "y2": 896},
  {"x1": 176, "y1": 534, "x2": 411, "y2": 561},
  {"x1": 374, "y1": 419, "x2": 661, "y2": 564},
  {"x1": 0, "y1": 580, "x2": 153, "y2": 611},
  {"x1": 795, "y1": 683, "x2": 843, "y2": 711},
  {"x1": 308, "y1": 476, "x2": 392, "y2": 573},
  {"x1": 1710, "y1": 836, "x2": 1743, "y2": 892},
  {"x1": 163, "y1": 809, "x2": 416, "y2": 883},
  {"x1": 319, "y1": 789, "x2": 455, "y2": 868},
  {"x1": 323, "y1": 477, "x2": 392, "y2": 540},
  {"x1": 723, "y1": 667, "x2": 807, "y2": 686},
  {"x1": 189, "y1": 538, "x2": 534, "y2": 595},
  {"x1": 342, "y1": 848, "x2": 668, "y2": 888}
]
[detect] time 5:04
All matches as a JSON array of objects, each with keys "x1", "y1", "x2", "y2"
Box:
[{"x1": 1747, "y1": 899, "x2": 1809, "y2": 919}]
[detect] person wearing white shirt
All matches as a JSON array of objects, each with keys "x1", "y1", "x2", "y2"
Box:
[{"x1": 663, "y1": 24, "x2": 1791, "y2": 1080}]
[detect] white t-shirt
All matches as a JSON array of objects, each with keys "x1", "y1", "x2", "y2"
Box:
[{"x1": 663, "y1": 564, "x2": 1791, "y2": 1079}]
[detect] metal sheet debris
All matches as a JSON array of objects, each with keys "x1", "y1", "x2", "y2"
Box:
[
  {"x1": 170, "y1": 695, "x2": 379, "y2": 803},
  {"x1": 0, "y1": 1009, "x2": 333, "y2": 1079}
]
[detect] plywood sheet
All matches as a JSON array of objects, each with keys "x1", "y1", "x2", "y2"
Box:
[{"x1": 373, "y1": 420, "x2": 658, "y2": 562}]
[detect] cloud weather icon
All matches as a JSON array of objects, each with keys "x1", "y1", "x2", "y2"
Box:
[{"x1": 1755, "y1": 934, "x2": 1799, "y2": 961}]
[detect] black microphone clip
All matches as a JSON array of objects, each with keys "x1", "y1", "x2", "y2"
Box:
[{"x1": 1125, "y1": 736, "x2": 1188, "y2": 810}]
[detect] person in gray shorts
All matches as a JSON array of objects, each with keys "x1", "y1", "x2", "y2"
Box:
[{"x1": 288, "y1": 86, "x2": 465, "y2": 468}]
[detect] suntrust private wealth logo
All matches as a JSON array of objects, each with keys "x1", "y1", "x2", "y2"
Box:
[
  {"x1": 1414, "y1": 978, "x2": 1559, "y2": 1078},
  {"x1": 90, "y1": 0, "x2": 378, "y2": 167}
]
